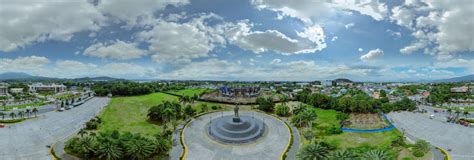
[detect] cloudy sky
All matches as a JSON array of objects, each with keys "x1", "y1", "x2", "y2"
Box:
[{"x1": 0, "y1": 0, "x2": 473, "y2": 81}]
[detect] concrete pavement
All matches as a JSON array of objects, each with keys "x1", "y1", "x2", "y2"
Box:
[{"x1": 0, "y1": 97, "x2": 109, "y2": 160}]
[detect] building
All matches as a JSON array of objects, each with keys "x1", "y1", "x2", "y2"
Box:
[
  {"x1": 322, "y1": 80, "x2": 333, "y2": 87},
  {"x1": 450, "y1": 86, "x2": 468, "y2": 93},
  {"x1": 422, "y1": 91, "x2": 430, "y2": 97},
  {"x1": 10, "y1": 88, "x2": 23, "y2": 94},
  {"x1": 0, "y1": 83, "x2": 7, "y2": 96},
  {"x1": 29, "y1": 83, "x2": 66, "y2": 93},
  {"x1": 372, "y1": 91, "x2": 381, "y2": 99}
]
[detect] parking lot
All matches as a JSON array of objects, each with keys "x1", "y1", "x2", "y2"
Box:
[
  {"x1": 0, "y1": 97, "x2": 109, "y2": 160},
  {"x1": 388, "y1": 111, "x2": 474, "y2": 160}
]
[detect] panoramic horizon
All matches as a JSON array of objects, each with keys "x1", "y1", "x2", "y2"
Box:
[{"x1": 0, "y1": 0, "x2": 472, "y2": 81}]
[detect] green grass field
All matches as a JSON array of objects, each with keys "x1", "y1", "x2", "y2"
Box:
[
  {"x1": 324, "y1": 130, "x2": 402, "y2": 148},
  {"x1": 98, "y1": 93, "x2": 178, "y2": 135},
  {"x1": 313, "y1": 108, "x2": 340, "y2": 128},
  {"x1": 3, "y1": 101, "x2": 48, "y2": 110},
  {"x1": 168, "y1": 88, "x2": 213, "y2": 97}
]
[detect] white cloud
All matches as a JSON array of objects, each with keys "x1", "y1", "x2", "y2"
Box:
[
  {"x1": 331, "y1": 36, "x2": 338, "y2": 42},
  {"x1": 360, "y1": 48, "x2": 384, "y2": 61},
  {"x1": 344, "y1": 23, "x2": 355, "y2": 29},
  {"x1": 251, "y1": 0, "x2": 387, "y2": 24},
  {"x1": 96, "y1": 0, "x2": 189, "y2": 27},
  {"x1": 358, "y1": 48, "x2": 363, "y2": 52},
  {"x1": 0, "y1": 0, "x2": 105, "y2": 52},
  {"x1": 0, "y1": 56, "x2": 50, "y2": 73},
  {"x1": 390, "y1": 6, "x2": 416, "y2": 28},
  {"x1": 270, "y1": 59, "x2": 281, "y2": 64},
  {"x1": 225, "y1": 22, "x2": 326, "y2": 55},
  {"x1": 84, "y1": 40, "x2": 148, "y2": 60}
]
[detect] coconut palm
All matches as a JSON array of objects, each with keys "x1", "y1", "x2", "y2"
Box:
[
  {"x1": 162, "y1": 108, "x2": 176, "y2": 123},
  {"x1": 9, "y1": 112, "x2": 16, "y2": 119},
  {"x1": 18, "y1": 111, "x2": 24, "y2": 119},
  {"x1": 124, "y1": 138, "x2": 155, "y2": 159},
  {"x1": 25, "y1": 109, "x2": 31, "y2": 118},
  {"x1": 361, "y1": 149, "x2": 391, "y2": 160},
  {"x1": 0, "y1": 112, "x2": 4, "y2": 120},
  {"x1": 153, "y1": 136, "x2": 171, "y2": 155},
  {"x1": 329, "y1": 150, "x2": 357, "y2": 160},
  {"x1": 96, "y1": 141, "x2": 123, "y2": 160},
  {"x1": 447, "y1": 108, "x2": 452, "y2": 115},
  {"x1": 32, "y1": 108, "x2": 38, "y2": 117},
  {"x1": 297, "y1": 142, "x2": 330, "y2": 160},
  {"x1": 463, "y1": 111, "x2": 470, "y2": 119}
]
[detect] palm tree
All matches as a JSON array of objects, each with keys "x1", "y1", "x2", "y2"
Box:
[
  {"x1": 179, "y1": 96, "x2": 188, "y2": 105},
  {"x1": 297, "y1": 142, "x2": 330, "y2": 160},
  {"x1": 25, "y1": 109, "x2": 31, "y2": 118},
  {"x1": 32, "y1": 108, "x2": 38, "y2": 117},
  {"x1": 463, "y1": 111, "x2": 470, "y2": 119},
  {"x1": 9, "y1": 112, "x2": 16, "y2": 120},
  {"x1": 96, "y1": 141, "x2": 123, "y2": 160},
  {"x1": 18, "y1": 111, "x2": 24, "y2": 119},
  {"x1": 454, "y1": 109, "x2": 461, "y2": 120},
  {"x1": 76, "y1": 136, "x2": 96, "y2": 157},
  {"x1": 413, "y1": 140, "x2": 430, "y2": 154},
  {"x1": 124, "y1": 139, "x2": 155, "y2": 159},
  {"x1": 162, "y1": 108, "x2": 176, "y2": 123},
  {"x1": 153, "y1": 136, "x2": 171, "y2": 155},
  {"x1": 279, "y1": 94, "x2": 289, "y2": 105},
  {"x1": 447, "y1": 108, "x2": 452, "y2": 115},
  {"x1": 0, "y1": 112, "x2": 4, "y2": 120},
  {"x1": 361, "y1": 149, "x2": 391, "y2": 160},
  {"x1": 329, "y1": 150, "x2": 357, "y2": 160}
]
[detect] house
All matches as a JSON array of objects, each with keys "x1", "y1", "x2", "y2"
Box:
[
  {"x1": 10, "y1": 88, "x2": 24, "y2": 94},
  {"x1": 29, "y1": 83, "x2": 66, "y2": 93},
  {"x1": 421, "y1": 91, "x2": 430, "y2": 97},
  {"x1": 372, "y1": 91, "x2": 381, "y2": 99},
  {"x1": 0, "y1": 83, "x2": 8, "y2": 96},
  {"x1": 450, "y1": 86, "x2": 468, "y2": 93}
]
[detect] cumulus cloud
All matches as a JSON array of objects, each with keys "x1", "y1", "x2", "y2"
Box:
[
  {"x1": 0, "y1": 0, "x2": 105, "y2": 52},
  {"x1": 83, "y1": 40, "x2": 148, "y2": 60},
  {"x1": 358, "y1": 48, "x2": 363, "y2": 52},
  {"x1": 344, "y1": 23, "x2": 355, "y2": 29},
  {"x1": 331, "y1": 36, "x2": 338, "y2": 41},
  {"x1": 390, "y1": 0, "x2": 474, "y2": 57},
  {"x1": 360, "y1": 48, "x2": 384, "y2": 61},
  {"x1": 270, "y1": 59, "x2": 281, "y2": 64},
  {"x1": 225, "y1": 22, "x2": 326, "y2": 55},
  {"x1": 0, "y1": 56, "x2": 50, "y2": 72}
]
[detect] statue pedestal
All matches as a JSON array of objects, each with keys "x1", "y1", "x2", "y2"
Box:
[{"x1": 232, "y1": 117, "x2": 241, "y2": 122}]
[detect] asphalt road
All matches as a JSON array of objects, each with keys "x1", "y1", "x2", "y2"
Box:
[{"x1": 0, "y1": 97, "x2": 109, "y2": 160}]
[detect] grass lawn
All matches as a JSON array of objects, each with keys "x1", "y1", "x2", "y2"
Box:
[
  {"x1": 313, "y1": 108, "x2": 340, "y2": 128},
  {"x1": 98, "y1": 93, "x2": 178, "y2": 135},
  {"x1": 324, "y1": 130, "x2": 402, "y2": 149},
  {"x1": 168, "y1": 88, "x2": 213, "y2": 97}
]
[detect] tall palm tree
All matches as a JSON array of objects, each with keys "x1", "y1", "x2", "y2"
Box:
[
  {"x1": 124, "y1": 139, "x2": 155, "y2": 159},
  {"x1": 32, "y1": 108, "x2": 38, "y2": 117},
  {"x1": 162, "y1": 108, "x2": 176, "y2": 123},
  {"x1": 9, "y1": 112, "x2": 16, "y2": 120},
  {"x1": 447, "y1": 108, "x2": 452, "y2": 116},
  {"x1": 361, "y1": 149, "x2": 391, "y2": 160},
  {"x1": 0, "y1": 112, "x2": 4, "y2": 120},
  {"x1": 18, "y1": 111, "x2": 24, "y2": 119},
  {"x1": 96, "y1": 141, "x2": 123, "y2": 160},
  {"x1": 297, "y1": 142, "x2": 330, "y2": 160},
  {"x1": 25, "y1": 109, "x2": 31, "y2": 118},
  {"x1": 329, "y1": 150, "x2": 357, "y2": 160},
  {"x1": 153, "y1": 136, "x2": 171, "y2": 155}
]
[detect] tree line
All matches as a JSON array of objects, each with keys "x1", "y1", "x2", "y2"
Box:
[{"x1": 92, "y1": 81, "x2": 185, "y2": 96}]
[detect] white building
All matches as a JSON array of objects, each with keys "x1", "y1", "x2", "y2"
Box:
[
  {"x1": 322, "y1": 80, "x2": 333, "y2": 87},
  {"x1": 10, "y1": 88, "x2": 23, "y2": 94},
  {"x1": 29, "y1": 83, "x2": 66, "y2": 93},
  {"x1": 0, "y1": 83, "x2": 7, "y2": 96}
]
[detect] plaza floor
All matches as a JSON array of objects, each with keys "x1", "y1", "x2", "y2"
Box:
[
  {"x1": 0, "y1": 97, "x2": 109, "y2": 160},
  {"x1": 388, "y1": 111, "x2": 474, "y2": 160},
  {"x1": 182, "y1": 111, "x2": 291, "y2": 160}
]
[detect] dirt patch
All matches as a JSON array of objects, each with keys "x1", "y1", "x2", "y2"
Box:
[{"x1": 344, "y1": 113, "x2": 389, "y2": 129}]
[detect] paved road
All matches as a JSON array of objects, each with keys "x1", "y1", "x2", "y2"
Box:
[
  {"x1": 0, "y1": 97, "x2": 109, "y2": 160},
  {"x1": 388, "y1": 111, "x2": 474, "y2": 160},
  {"x1": 183, "y1": 111, "x2": 290, "y2": 160}
]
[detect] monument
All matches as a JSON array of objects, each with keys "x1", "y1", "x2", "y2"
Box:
[{"x1": 208, "y1": 105, "x2": 266, "y2": 143}]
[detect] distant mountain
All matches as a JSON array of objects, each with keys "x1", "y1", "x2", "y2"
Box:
[
  {"x1": 73, "y1": 76, "x2": 120, "y2": 81},
  {"x1": 333, "y1": 78, "x2": 353, "y2": 83},
  {"x1": 0, "y1": 72, "x2": 54, "y2": 80},
  {"x1": 434, "y1": 74, "x2": 474, "y2": 83}
]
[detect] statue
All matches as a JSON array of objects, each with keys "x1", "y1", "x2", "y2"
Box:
[{"x1": 234, "y1": 105, "x2": 239, "y2": 117}]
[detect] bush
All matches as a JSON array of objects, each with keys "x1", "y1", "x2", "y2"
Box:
[
  {"x1": 324, "y1": 126, "x2": 342, "y2": 135},
  {"x1": 402, "y1": 157, "x2": 413, "y2": 160},
  {"x1": 275, "y1": 104, "x2": 290, "y2": 117},
  {"x1": 413, "y1": 150, "x2": 425, "y2": 157},
  {"x1": 211, "y1": 105, "x2": 218, "y2": 110},
  {"x1": 256, "y1": 96, "x2": 275, "y2": 112}
]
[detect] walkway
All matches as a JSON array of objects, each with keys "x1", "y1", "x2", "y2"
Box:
[{"x1": 0, "y1": 97, "x2": 109, "y2": 160}]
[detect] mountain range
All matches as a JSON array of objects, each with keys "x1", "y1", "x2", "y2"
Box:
[{"x1": 0, "y1": 72, "x2": 119, "y2": 81}]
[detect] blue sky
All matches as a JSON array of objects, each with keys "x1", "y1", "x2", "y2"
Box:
[{"x1": 0, "y1": 0, "x2": 473, "y2": 81}]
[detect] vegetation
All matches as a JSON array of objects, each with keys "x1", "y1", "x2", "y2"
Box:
[
  {"x1": 275, "y1": 104, "x2": 290, "y2": 117},
  {"x1": 93, "y1": 81, "x2": 185, "y2": 96},
  {"x1": 256, "y1": 96, "x2": 275, "y2": 112}
]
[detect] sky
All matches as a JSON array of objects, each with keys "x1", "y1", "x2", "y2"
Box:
[{"x1": 0, "y1": 0, "x2": 473, "y2": 82}]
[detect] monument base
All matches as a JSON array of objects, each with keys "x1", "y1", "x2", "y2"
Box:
[{"x1": 232, "y1": 117, "x2": 241, "y2": 122}]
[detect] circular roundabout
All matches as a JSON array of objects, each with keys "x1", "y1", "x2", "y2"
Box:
[{"x1": 182, "y1": 111, "x2": 291, "y2": 160}]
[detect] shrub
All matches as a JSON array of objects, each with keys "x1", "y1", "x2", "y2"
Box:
[
  {"x1": 413, "y1": 150, "x2": 425, "y2": 157},
  {"x1": 402, "y1": 157, "x2": 413, "y2": 160},
  {"x1": 275, "y1": 104, "x2": 290, "y2": 117},
  {"x1": 211, "y1": 105, "x2": 218, "y2": 110},
  {"x1": 256, "y1": 96, "x2": 275, "y2": 112},
  {"x1": 324, "y1": 126, "x2": 342, "y2": 135}
]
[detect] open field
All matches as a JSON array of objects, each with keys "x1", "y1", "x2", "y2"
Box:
[
  {"x1": 168, "y1": 88, "x2": 213, "y2": 97},
  {"x1": 344, "y1": 113, "x2": 389, "y2": 129},
  {"x1": 98, "y1": 93, "x2": 178, "y2": 135}
]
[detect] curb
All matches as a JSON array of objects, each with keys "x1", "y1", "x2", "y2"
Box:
[
  {"x1": 254, "y1": 111, "x2": 293, "y2": 160},
  {"x1": 50, "y1": 143, "x2": 59, "y2": 160},
  {"x1": 436, "y1": 146, "x2": 451, "y2": 160},
  {"x1": 180, "y1": 111, "x2": 220, "y2": 160}
]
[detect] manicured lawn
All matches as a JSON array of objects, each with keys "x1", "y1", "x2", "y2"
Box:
[
  {"x1": 98, "y1": 93, "x2": 178, "y2": 135},
  {"x1": 168, "y1": 88, "x2": 213, "y2": 97},
  {"x1": 3, "y1": 101, "x2": 48, "y2": 110},
  {"x1": 313, "y1": 108, "x2": 340, "y2": 128},
  {"x1": 324, "y1": 130, "x2": 402, "y2": 148}
]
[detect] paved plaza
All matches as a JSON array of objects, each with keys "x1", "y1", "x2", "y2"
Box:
[
  {"x1": 183, "y1": 111, "x2": 291, "y2": 160},
  {"x1": 388, "y1": 111, "x2": 474, "y2": 160},
  {"x1": 0, "y1": 97, "x2": 109, "y2": 160}
]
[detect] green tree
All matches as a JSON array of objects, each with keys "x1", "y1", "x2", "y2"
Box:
[
  {"x1": 413, "y1": 140, "x2": 430, "y2": 154},
  {"x1": 18, "y1": 111, "x2": 24, "y2": 119},
  {"x1": 463, "y1": 111, "x2": 470, "y2": 118},
  {"x1": 291, "y1": 108, "x2": 317, "y2": 128},
  {"x1": 0, "y1": 112, "x2": 4, "y2": 120},
  {"x1": 32, "y1": 107, "x2": 38, "y2": 117},
  {"x1": 256, "y1": 96, "x2": 275, "y2": 112},
  {"x1": 297, "y1": 142, "x2": 330, "y2": 160},
  {"x1": 78, "y1": 128, "x2": 87, "y2": 137},
  {"x1": 201, "y1": 103, "x2": 209, "y2": 112},
  {"x1": 184, "y1": 104, "x2": 196, "y2": 118},
  {"x1": 9, "y1": 112, "x2": 16, "y2": 119},
  {"x1": 361, "y1": 149, "x2": 391, "y2": 160},
  {"x1": 76, "y1": 136, "x2": 96, "y2": 157},
  {"x1": 275, "y1": 104, "x2": 290, "y2": 117}
]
